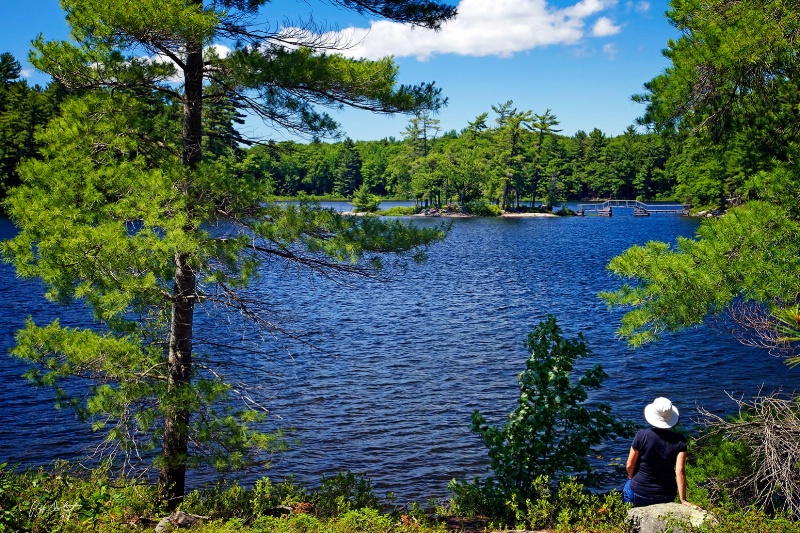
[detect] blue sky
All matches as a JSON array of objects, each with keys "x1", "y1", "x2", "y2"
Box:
[{"x1": 1, "y1": 0, "x2": 679, "y2": 141}]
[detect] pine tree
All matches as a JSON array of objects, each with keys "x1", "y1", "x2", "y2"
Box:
[{"x1": 3, "y1": 0, "x2": 455, "y2": 508}]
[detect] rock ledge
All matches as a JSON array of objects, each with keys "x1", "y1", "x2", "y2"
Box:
[{"x1": 627, "y1": 502, "x2": 716, "y2": 533}]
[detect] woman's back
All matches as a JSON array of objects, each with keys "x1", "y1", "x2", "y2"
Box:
[{"x1": 630, "y1": 427, "x2": 687, "y2": 498}]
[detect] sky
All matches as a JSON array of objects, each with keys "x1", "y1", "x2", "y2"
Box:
[{"x1": 0, "y1": 0, "x2": 680, "y2": 142}]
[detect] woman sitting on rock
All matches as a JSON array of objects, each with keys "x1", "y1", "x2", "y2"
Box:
[{"x1": 623, "y1": 397, "x2": 696, "y2": 508}]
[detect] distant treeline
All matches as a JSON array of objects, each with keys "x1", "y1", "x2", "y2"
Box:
[
  {"x1": 0, "y1": 52, "x2": 64, "y2": 199},
  {"x1": 234, "y1": 105, "x2": 676, "y2": 210},
  {"x1": 1, "y1": 51, "x2": 681, "y2": 210}
]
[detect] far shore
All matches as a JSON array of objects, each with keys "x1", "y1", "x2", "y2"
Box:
[{"x1": 342, "y1": 211, "x2": 558, "y2": 218}]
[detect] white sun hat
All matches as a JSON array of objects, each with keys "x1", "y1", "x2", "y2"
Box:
[{"x1": 644, "y1": 397, "x2": 680, "y2": 428}]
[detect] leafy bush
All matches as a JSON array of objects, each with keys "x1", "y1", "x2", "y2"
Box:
[
  {"x1": 452, "y1": 316, "x2": 634, "y2": 525},
  {"x1": 450, "y1": 476, "x2": 628, "y2": 531},
  {"x1": 313, "y1": 471, "x2": 379, "y2": 518},
  {"x1": 181, "y1": 480, "x2": 252, "y2": 519},
  {"x1": 378, "y1": 205, "x2": 421, "y2": 216},
  {"x1": 447, "y1": 476, "x2": 497, "y2": 518},
  {"x1": 700, "y1": 508, "x2": 800, "y2": 533},
  {"x1": 0, "y1": 461, "x2": 157, "y2": 533},
  {"x1": 333, "y1": 508, "x2": 394, "y2": 533},
  {"x1": 685, "y1": 431, "x2": 752, "y2": 509},
  {"x1": 465, "y1": 200, "x2": 502, "y2": 217}
]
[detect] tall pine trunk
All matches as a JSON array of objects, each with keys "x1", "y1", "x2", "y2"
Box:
[
  {"x1": 159, "y1": 253, "x2": 196, "y2": 507},
  {"x1": 158, "y1": 16, "x2": 203, "y2": 508}
]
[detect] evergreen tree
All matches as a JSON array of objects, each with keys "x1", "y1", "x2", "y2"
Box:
[
  {"x1": 3, "y1": 0, "x2": 454, "y2": 508},
  {"x1": 603, "y1": 0, "x2": 800, "y2": 361},
  {"x1": 490, "y1": 101, "x2": 533, "y2": 209},
  {"x1": 334, "y1": 138, "x2": 363, "y2": 197},
  {"x1": 528, "y1": 109, "x2": 561, "y2": 207},
  {"x1": 0, "y1": 53, "x2": 61, "y2": 196}
]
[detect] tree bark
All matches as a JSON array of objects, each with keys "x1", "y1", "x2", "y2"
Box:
[
  {"x1": 159, "y1": 253, "x2": 196, "y2": 508},
  {"x1": 158, "y1": 7, "x2": 203, "y2": 508}
]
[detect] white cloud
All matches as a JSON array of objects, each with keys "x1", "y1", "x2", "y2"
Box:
[
  {"x1": 20, "y1": 69, "x2": 32, "y2": 78},
  {"x1": 602, "y1": 43, "x2": 618, "y2": 59},
  {"x1": 206, "y1": 44, "x2": 231, "y2": 58},
  {"x1": 283, "y1": 0, "x2": 621, "y2": 61},
  {"x1": 626, "y1": 1, "x2": 651, "y2": 13},
  {"x1": 592, "y1": 17, "x2": 622, "y2": 36}
]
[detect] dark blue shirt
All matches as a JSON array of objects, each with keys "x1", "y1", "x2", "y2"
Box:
[{"x1": 629, "y1": 427, "x2": 687, "y2": 499}]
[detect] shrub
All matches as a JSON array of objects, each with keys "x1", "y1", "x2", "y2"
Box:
[
  {"x1": 451, "y1": 475, "x2": 628, "y2": 531},
  {"x1": 378, "y1": 205, "x2": 420, "y2": 216},
  {"x1": 180, "y1": 480, "x2": 251, "y2": 520},
  {"x1": 0, "y1": 461, "x2": 157, "y2": 533},
  {"x1": 313, "y1": 471, "x2": 379, "y2": 518},
  {"x1": 334, "y1": 508, "x2": 394, "y2": 533},
  {"x1": 249, "y1": 476, "x2": 310, "y2": 517},
  {"x1": 453, "y1": 316, "x2": 634, "y2": 525},
  {"x1": 693, "y1": 393, "x2": 800, "y2": 514},
  {"x1": 700, "y1": 508, "x2": 799, "y2": 533},
  {"x1": 447, "y1": 476, "x2": 498, "y2": 519},
  {"x1": 465, "y1": 200, "x2": 502, "y2": 217}
]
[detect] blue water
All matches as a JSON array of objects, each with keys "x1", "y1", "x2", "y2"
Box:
[{"x1": 0, "y1": 204, "x2": 794, "y2": 503}]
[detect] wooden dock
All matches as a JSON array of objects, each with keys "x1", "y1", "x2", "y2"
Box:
[{"x1": 576, "y1": 200, "x2": 691, "y2": 217}]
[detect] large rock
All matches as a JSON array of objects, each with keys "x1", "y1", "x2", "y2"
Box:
[
  {"x1": 627, "y1": 502, "x2": 716, "y2": 533},
  {"x1": 154, "y1": 510, "x2": 206, "y2": 532}
]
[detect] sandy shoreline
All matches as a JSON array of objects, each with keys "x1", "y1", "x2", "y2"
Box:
[
  {"x1": 342, "y1": 211, "x2": 558, "y2": 218},
  {"x1": 495, "y1": 212, "x2": 558, "y2": 218}
]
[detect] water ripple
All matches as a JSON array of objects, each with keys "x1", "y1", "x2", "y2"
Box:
[{"x1": 0, "y1": 211, "x2": 795, "y2": 502}]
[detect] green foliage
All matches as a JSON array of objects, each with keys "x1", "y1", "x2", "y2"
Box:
[
  {"x1": 7, "y1": 460, "x2": 800, "y2": 533},
  {"x1": 686, "y1": 432, "x2": 752, "y2": 509},
  {"x1": 446, "y1": 477, "x2": 493, "y2": 518},
  {"x1": 313, "y1": 472, "x2": 380, "y2": 518},
  {"x1": 465, "y1": 200, "x2": 502, "y2": 217},
  {"x1": 0, "y1": 462, "x2": 158, "y2": 533},
  {"x1": 632, "y1": 0, "x2": 800, "y2": 207},
  {"x1": 181, "y1": 481, "x2": 253, "y2": 520},
  {"x1": 179, "y1": 472, "x2": 378, "y2": 523},
  {"x1": 250, "y1": 477, "x2": 300, "y2": 517},
  {"x1": 378, "y1": 205, "x2": 421, "y2": 216},
  {"x1": 452, "y1": 316, "x2": 633, "y2": 525},
  {"x1": 334, "y1": 508, "x2": 394, "y2": 533},
  {"x1": 450, "y1": 476, "x2": 628, "y2": 531},
  {"x1": 350, "y1": 184, "x2": 381, "y2": 213},
  {"x1": 226, "y1": 116, "x2": 677, "y2": 206},
  {"x1": 3, "y1": 0, "x2": 453, "y2": 505},
  {"x1": 334, "y1": 139, "x2": 363, "y2": 197},
  {"x1": 601, "y1": 199, "x2": 800, "y2": 350},
  {"x1": 0, "y1": 53, "x2": 62, "y2": 199},
  {"x1": 699, "y1": 508, "x2": 800, "y2": 533}
]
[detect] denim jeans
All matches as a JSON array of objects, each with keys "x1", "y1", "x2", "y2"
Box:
[{"x1": 623, "y1": 480, "x2": 675, "y2": 507}]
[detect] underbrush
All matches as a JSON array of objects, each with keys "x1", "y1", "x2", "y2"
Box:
[
  {"x1": 3, "y1": 461, "x2": 800, "y2": 532},
  {"x1": 448, "y1": 476, "x2": 629, "y2": 532},
  {"x1": 0, "y1": 464, "x2": 443, "y2": 533}
]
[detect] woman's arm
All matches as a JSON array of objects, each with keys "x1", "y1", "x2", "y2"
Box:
[
  {"x1": 675, "y1": 451, "x2": 694, "y2": 506},
  {"x1": 626, "y1": 447, "x2": 639, "y2": 479}
]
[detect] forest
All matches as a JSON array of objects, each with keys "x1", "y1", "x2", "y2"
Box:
[{"x1": 0, "y1": 49, "x2": 748, "y2": 213}]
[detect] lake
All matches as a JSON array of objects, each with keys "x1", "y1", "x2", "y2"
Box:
[{"x1": 0, "y1": 203, "x2": 794, "y2": 504}]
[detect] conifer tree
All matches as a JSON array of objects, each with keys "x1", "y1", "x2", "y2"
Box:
[
  {"x1": 2, "y1": 0, "x2": 455, "y2": 507},
  {"x1": 603, "y1": 0, "x2": 800, "y2": 362}
]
